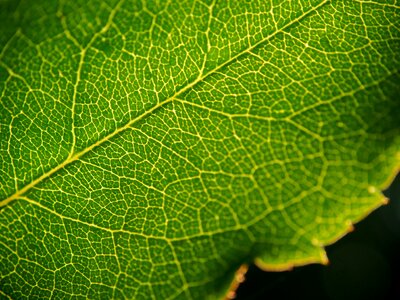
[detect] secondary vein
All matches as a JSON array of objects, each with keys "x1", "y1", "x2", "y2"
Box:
[{"x1": 0, "y1": 0, "x2": 328, "y2": 207}]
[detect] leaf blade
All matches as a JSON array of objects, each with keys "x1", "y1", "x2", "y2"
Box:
[{"x1": 1, "y1": 0, "x2": 399, "y2": 299}]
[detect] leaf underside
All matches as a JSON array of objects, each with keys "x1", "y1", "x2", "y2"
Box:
[{"x1": 0, "y1": 0, "x2": 399, "y2": 299}]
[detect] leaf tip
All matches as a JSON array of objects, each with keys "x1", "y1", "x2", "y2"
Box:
[
  {"x1": 320, "y1": 251, "x2": 330, "y2": 266},
  {"x1": 381, "y1": 197, "x2": 390, "y2": 205},
  {"x1": 345, "y1": 220, "x2": 355, "y2": 233}
]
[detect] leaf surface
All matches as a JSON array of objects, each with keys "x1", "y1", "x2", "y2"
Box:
[{"x1": 0, "y1": 0, "x2": 399, "y2": 299}]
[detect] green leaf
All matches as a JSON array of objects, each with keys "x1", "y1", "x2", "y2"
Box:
[{"x1": 0, "y1": 0, "x2": 399, "y2": 298}]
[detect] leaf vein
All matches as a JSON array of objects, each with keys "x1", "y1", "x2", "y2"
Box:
[{"x1": 0, "y1": 0, "x2": 328, "y2": 207}]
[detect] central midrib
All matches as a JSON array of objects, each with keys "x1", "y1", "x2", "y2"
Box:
[{"x1": 0, "y1": 0, "x2": 328, "y2": 207}]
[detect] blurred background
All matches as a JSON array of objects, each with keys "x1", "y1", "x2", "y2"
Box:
[{"x1": 236, "y1": 173, "x2": 400, "y2": 300}]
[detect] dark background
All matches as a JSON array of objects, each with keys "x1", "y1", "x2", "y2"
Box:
[{"x1": 236, "y1": 173, "x2": 400, "y2": 300}]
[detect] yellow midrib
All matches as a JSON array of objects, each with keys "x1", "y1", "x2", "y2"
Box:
[{"x1": 0, "y1": 0, "x2": 328, "y2": 207}]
